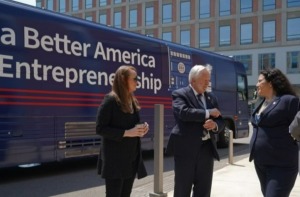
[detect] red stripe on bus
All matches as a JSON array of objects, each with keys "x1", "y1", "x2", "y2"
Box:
[
  {"x1": 0, "y1": 95, "x2": 100, "y2": 102},
  {"x1": 0, "y1": 101, "x2": 172, "y2": 108},
  {"x1": 0, "y1": 88, "x2": 104, "y2": 97},
  {"x1": 0, "y1": 88, "x2": 172, "y2": 101},
  {"x1": 0, "y1": 95, "x2": 171, "y2": 105},
  {"x1": 136, "y1": 95, "x2": 172, "y2": 100}
]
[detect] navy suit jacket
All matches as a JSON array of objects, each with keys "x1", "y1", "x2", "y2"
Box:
[
  {"x1": 249, "y1": 95, "x2": 299, "y2": 166},
  {"x1": 166, "y1": 86, "x2": 225, "y2": 160}
]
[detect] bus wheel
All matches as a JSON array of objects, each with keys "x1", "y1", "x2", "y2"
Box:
[{"x1": 217, "y1": 126, "x2": 230, "y2": 148}]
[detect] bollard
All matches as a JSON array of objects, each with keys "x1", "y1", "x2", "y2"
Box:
[
  {"x1": 228, "y1": 129, "x2": 234, "y2": 164},
  {"x1": 149, "y1": 104, "x2": 167, "y2": 197}
]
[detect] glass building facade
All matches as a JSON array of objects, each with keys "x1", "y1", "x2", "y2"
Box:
[{"x1": 36, "y1": 0, "x2": 300, "y2": 93}]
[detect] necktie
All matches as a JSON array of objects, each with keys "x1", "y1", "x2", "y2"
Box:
[
  {"x1": 197, "y1": 94, "x2": 206, "y2": 108},
  {"x1": 197, "y1": 94, "x2": 209, "y2": 139}
]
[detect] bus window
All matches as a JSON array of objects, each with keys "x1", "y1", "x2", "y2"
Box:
[{"x1": 237, "y1": 75, "x2": 247, "y2": 101}]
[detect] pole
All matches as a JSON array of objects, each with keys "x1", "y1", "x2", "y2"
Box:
[
  {"x1": 149, "y1": 104, "x2": 167, "y2": 197},
  {"x1": 228, "y1": 129, "x2": 234, "y2": 164}
]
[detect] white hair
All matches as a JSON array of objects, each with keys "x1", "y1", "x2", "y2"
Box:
[{"x1": 188, "y1": 64, "x2": 211, "y2": 83}]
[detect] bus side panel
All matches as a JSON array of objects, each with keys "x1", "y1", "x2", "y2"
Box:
[
  {"x1": 213, "y1": 59, "x2": 249, "y2": 138},
  {"x1": 0, "y1": 117, "x2": 55, "y2": 167},
  {"x1": 213, "y1": 58, "x2": 238, "y2": 116},
  {"x1": 235, "y1": 62, "x2": 250, "y2": 138},
  {"x1": 0, "y1": 1, "x2": 173, "y2": 167}
]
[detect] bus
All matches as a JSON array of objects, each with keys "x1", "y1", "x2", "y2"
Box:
[{"x1": 0, "y1": 1, "x2": 249, "y2": 168}]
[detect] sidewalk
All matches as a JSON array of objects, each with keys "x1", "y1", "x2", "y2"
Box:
[
  {"x1": 167, "y1": 157, "x2": 300, "y2": 197},
  {"x1": 50, "y1": 155, "x2": 300, "y2": 197},
  {"x1": 49, "y1": 128, "x2": 300, "y2": 197}
]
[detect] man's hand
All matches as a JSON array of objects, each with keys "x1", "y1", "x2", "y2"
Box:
[{"x1": 203, "y1": 119, "x2": 217, "y2": 131}]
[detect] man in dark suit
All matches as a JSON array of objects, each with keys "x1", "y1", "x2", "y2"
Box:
[{"x1": 166, "y1": 65, "x2": 225, "y2": 197}]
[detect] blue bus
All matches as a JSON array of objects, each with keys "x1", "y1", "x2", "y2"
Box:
[{"x1": 0, "y1": 1, "x2": 249, "y2": 168}]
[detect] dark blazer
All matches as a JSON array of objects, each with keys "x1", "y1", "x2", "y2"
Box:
[
  {"x1": 166, "y1": 85, "x2": 225, "y2": 160},
  {"x1": 249, "y1": 95, "x2": 299, "y2": 166},
  {"x1": 96, "y1": 94, "x2": 147, "y2": 179}
]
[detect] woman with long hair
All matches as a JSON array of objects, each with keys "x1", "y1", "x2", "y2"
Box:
[{"x1": 96, "y1": 65, "x2": 149, "y2": 197}]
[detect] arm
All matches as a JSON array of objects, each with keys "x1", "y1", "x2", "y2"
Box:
[
  {"x1": 96, "y1": 95, "x2": 125, "y2": 141},
  {"x1": 96, "y1": 95, "x2": 148, "y2": 141},
  {"x1": 172, "y1": 89, "x2": 207, "y2": 122},
  {"x1": 204, "y1": 93, "x2": 225, "y2": 133}
]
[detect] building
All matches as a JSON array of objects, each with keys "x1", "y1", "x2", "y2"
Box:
[{"x1": 36, "y1": 0, "x2": 300, "y2": 95}]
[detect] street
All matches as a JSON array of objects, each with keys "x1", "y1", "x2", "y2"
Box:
[{"x1": 0, "y1": 135, "x2": 251, "y2": 197}]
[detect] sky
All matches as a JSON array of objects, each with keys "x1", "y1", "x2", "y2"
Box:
[{"x1": 13, "y1": 0, "x2": 36, "y2": 6}]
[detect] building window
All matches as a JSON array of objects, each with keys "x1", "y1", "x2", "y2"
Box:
[
  {"x1": 287, "y1": 18, "x2": 300, "y2": 40},
  {"x1": 180, "y1": 29, "x2": 190, "y2": 46},
  {"x1": 240, "y1": 0, "x2": 252, "y2": 13},
  {"x1": 219, "y1": 0, "x2": 230, "y2": 16},
  {"x1": 263, "y1": 21, "x2": 275, "y2": 42},
  {"x1": 240, "y1": 23, "x2": 252, "y2": 45},
  {"x1": 99, "y1": 13, "x2": 107, "y2": 25},
  {"x1": 114, "y1": 11, "x2": 121, "y2": 28},
  {"x1": 86, "y1": 16, "x2": 92, "y2": 21},
  {"x1": 219, "y1": 26, "x2": 231, "y2": 46},
  {"x1": 199, "y1": 28, "x2": 210, "y2": 48},
  {"x1": 129, "y1": 9, "x2": 137, "y2": 28},
  {"x1": 162, "y1": 32, "x2": 172, "y2": 42},
  {"x1": 233, "y1": 55, "x2": 252, "y2": 75},
  {"x1": 162, "y1": 4, "x2": 172, "y2": 23},
  {"x1": 263, "y1": 0, "x2": 275, "y2": 10},
  {"x1": 180, "y1": 1, "x2": 191, "y2": 21},
  {"x1": 258, "y1": 53, "x2": 275, "y2": 71},
  {"x1": 287, "y1": 51, "x2": 300, "y2": 73},
  {"x1": 72, "y1": 0, "x2": 79, "y2": 11},
  {"x1": 47, "y1": 0, "x2": 53, "y2": 11},
  {"x1": 99, "y1": 0, "x2": 107, "y2": 6},
  {"x1": 114, "y1": 0, "x2": 121, "y2": 4},
  {"x1": 199, "y1": 0, "x2": 210, "y2": 18},
  {"x1": 86, "y1": 0, "x2": 92, "y2": 9},
  {"x1": 145, "y1": 7, "x2": 154, "y2": 26},
  {"x1": 37, "y1": 0, "x2": 41, "y2": 7},
  {"x1": 287, "y1": 0, "x2": 300, "y2": 7},
  {"x1": 59, "y1": 0, "x2": 66, "y2": 13}
]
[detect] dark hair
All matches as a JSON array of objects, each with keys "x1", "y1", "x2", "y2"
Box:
[
  {"x1": 260, "y1": 68, "x2": 296, "y2": 96},
  {"x1": 109, "y1": 65, "x2": 141, "y2": 113}
]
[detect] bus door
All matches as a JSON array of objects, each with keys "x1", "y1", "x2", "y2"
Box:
[{"x1": 236, "y1": 72, "x2": 249, "y2": 138}]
